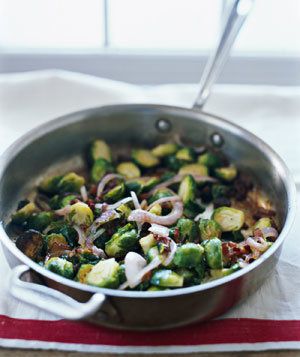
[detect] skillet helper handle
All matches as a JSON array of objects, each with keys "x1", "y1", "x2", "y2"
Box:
[
  {"x1": 9, "y1": 265, "x2": 105, "y2": 320},
  {"x1": 193, "y1": 0, "x2": 254, "y2": 110}
]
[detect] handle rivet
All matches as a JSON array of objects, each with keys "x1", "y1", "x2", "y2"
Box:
[
  {"x1": 156, "y1": 118, "x2": 172, "y2": 133},
  {"x1": 211, "y1": 132, "x2": 224, "y2": 147}
]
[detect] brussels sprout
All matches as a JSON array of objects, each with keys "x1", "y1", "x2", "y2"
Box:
[
  {"x1": 142, "y1": 177, "x2": 160, "y2": 192},
  {"x1": 163, "y1": 155, "x2": 182, "y2": 171},
  {"x1": 254, "y1": 217, "x2": 272, "y2": 230},
  {"x1": 67, "y1": 202, "x2": 94, "y2": 226},
  {"x1": 86, "y1": 258, "x2": 120, "y2": 288},
  {"x1": 147, "y1": 286, "x2": 169, "y2": 291},
  {"x1": 176, "y1": 218, "x2": 199, "y2": 243},
  {"x1": 116, "y1": 203, "x2": 132, "y2": 219},
  {"x1": 45, "y1": 233, "x2": 69, "y2": 253},
  {"x1": 91, "y1": 158, "x2": 112, "y2": 183},
  {"x1": 173, "y1": 243, "x2": 204, "y2": 268},
  {"x1": 78, "y1": 250, "x2": 101, "y2": 265},
  {"x1": 103, "y1": 182, "x2": 125, "y2": 203},
  {"x1": 139, "y1": 233, "x2": 157, "y2": 254},
  {"x1": 117, "y1": 162, "x2": 141, "y2": 179},
  {"x1": 232, "y1": 230, "x2": 245, "y2": 242},
  {"x1": 199, "y1": 219, "x2": 222, "y2": 241},
  {"x1": 146, "y1": 246, "x2": 160, "y2": 262},
  {"x1": 150, "y1": 269, "x2": 184, "y2": 288},
  {"x1": 132, "y1": 149, "x2": 159, "y2": 168},
  {"x1": 212, "y1": 206, "x2": 245, "y2": 232},
  {"x1": 152, "y1": 143, "x2": 178, "y2": 158},
  {"x1": 60, "y1": 194, "x2": 77, "y2": 207},
  {"x1": 148, "y1": 188, "x2": 173, "y2": 204},
  {"x1": 76, "y1": 264, "x2": 93, "y2": 284},
  {"x1": 105, "y1": 223, "x2": 138, "y2": 259},
  {"x1": 125, "y1": 180, "x2": 143, "y2": 195},
  {"x1": 176, "y1": 268, "x2": 200, "y2": 286},
  {"x1": 210, "y1": 263, "x2": 240, "y2": 279},
  {"x1": 39, "y1": 175, "x2": 63, "y2": 194},
  {"x1": 57, "y1": 172, "x2": 85, "y2": 193},
  {"x1": 45, "y1": 257, "x2": 74, "y2": 279},
  {"x1": 118, "y1": 264, "x2": 127, "y2": 285},
  {"x1": 198, "y1": 152, "x2": 221, "y2": 169},
  {"x1": 89, "y1": 139, "x2": 112, "y2": 163},
  {"x1": 175, "y1": 148, "x2": 195, "y2": 162},
  {"x1": 46, "y1": 221, "x2": 78, "y2": 248},
  {"x1": 203, "y1": 238, "x2": 222, "y2": 269},
  {"x1": 211, "y1": 184, "x2": 229, "y2": 200},
  {"x1": 183, "y1": 200, "x2": 205, "y2": 220},
  {"x1": 178, "y1": 175, "x2": 196, "y2": 204},
  {"x1": 149, "y1": 203, "x2": 162, "y2": 216},
  {"x1": 179, "y1": 164, "x2": 208, "y2": 177},
  {"x1": 26, "y1": 212, "x2": 54, "y2": 232},
  {"x1": 11, "y1": 202, "x2": 38, "y2": 225},
  {"x1": 215, "y1": 166, "x2": 237, "y2": 182},
  {"x1": 93, "y1": 231, "x2": 111, "y2": 250},
  {"x1": 15, "y1": 230, "x2": 44, "y2": 261}
]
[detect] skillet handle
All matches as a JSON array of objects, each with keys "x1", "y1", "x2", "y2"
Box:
[
  {"x1": 9, "y1": 265, "x2": 105, "y2": 320},
  {"x1": 193, "y1": 0, "x2": 254, "y2": 109}
]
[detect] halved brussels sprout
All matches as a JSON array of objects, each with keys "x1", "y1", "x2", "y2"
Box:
[
  {"x1": 11, "y1": 202, "x2": 38, "y2": 224},
  {"x1": 210, "y1": 263, "x2": 240, "y2": 279},
  {"x1": 26, "y1": 212, "x2": 54, "y2": 232},
  {"x1": 45, "y1": 233, "x2": 69, "y2": 253},
  {"x1": 150, "y1": 269, "x2": 184, "y2": 288},
  {"x1": 15, "y1": 230, "x2": 44, "y2": 261},
  {"x1": 103, "y1": 182, "x2": 125, "y2": 203},
  {"x1": 132, "y1": 149, "x2": 159, "y2": 168},
  {"x1": 45, "y1": 257, "x2": 74, "y2": 279},
  {"x1": 60, "y1": 194, "x2": 77, "y2": 207},
  {"x1": 254, "y1": 217, "x2": 272, "y2": 230},
  {"x1": 118, "y1": 264, "x2": 127, "y2": 285},
  {"x1": 39, "y1": 175, "x2": 63, "y2": 195},
  {"x1": 105, "y1": 223, "x2": 138, "y2": 259},
  {"x1": 76, "y1": 264, "x2": 93, "y2": 284},
  {"x1": 199, "y1": 219, "x2": 222, "y2": 241},
  {"x1": 176, "y1": 218, "x2": 199, "y2": 243},
  {"x1": 139, "y1": 233, "x2": 156, "y2": 254},
  {"x1": 116, "y1": 203, "x2": 132, "y2": 219},
  {"x1": 86, "y1": 258, "x2": 120, "y2": 288},
  {"x1": 148, "y1": 188, "x2": 174, "y2": 205},
  {"x1": 67, "y1": 202, "x2": 94, "y2": 226},
  {"x1": 203, "y1": 238, "x2": 222, "y2": 269},
  {"x1": 178, "y1": 175, "x2": 196, "y2": 204},
  {"x1": 117, "y1": 162, "x2": 141, "y2": 179},
  {"x1": 91, "y1": 158, "x2": 112, "y2": 183},
  {"x1": 89, "y1": 139, "x2": 112, "y2": 163},
  {"x1": 179, "y1": 164, "x2": 208, "y2": 177},
  {"x1": 212, "y1": 206, "x2": 245, "y2": 232},
  {"x1": 125, "y1": 180, "x2": 143, "y2": 195},
  {"x1": 146, "y1": 246, "x2": 160, "y2": 263},
  {"x1": 57, "y1": 172, "x2": 85, "y2": 193},
  {"x1": 175, "y1": 148, "x2": 195, "y2": 162},
  {"x1": 152, "y1": 143, "x2": 178, "y2": 158},
  {"x1": 46, "y1": 221, "x2": 78, "y2": 248},
  {"x1": 211, "y1": 184, "x2": 229, "y2": 200},
  {"x1": 163, "y1": 155, "x2": 182, "y2": 171},
  {"x1": 215, "y1": 166, "x2": 237, "y2": 182},
  {"x1": 173, "y1": 243, "x2": 204, "y2": 268},
  {"x1": 142, "y1": 177, "x2": 160, "y2": 192},
  {"x1": 149, "y1": 203, "x2": 162, "y2": 216},
  {"x1": 176, "y1": 268, "x2": 201, "y2": 286},
  {"x1": 198, "y1": 152, "x2": 221, "y2": 169}
]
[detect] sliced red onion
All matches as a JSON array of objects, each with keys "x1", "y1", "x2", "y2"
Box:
[
  {"x1": 55, "y1": 204, "x2": 72, "y2": 216},
  {"x1": 130, "y1": 191, "x2": 141, "y2": 209},
  {"x1": 246, "y1": 237, "x2": 269, "y2": 253},
  {"x1": 95, "y1": 197, "x2": 133, "y2": 211},
  {"x1": 128, "y1": 199, "x2": 183, "y2": 226},
  {"x1": 73, "y1": 225, "x2": 86, "y2": 247},
  {"x1": 147, "y1": 195, "x2": 181, "y2": 211},
  {"x1": 261, "y1": 227, "x2": 278, "y2": 241},
  {"x1": 96, "y1": 174, "x2": 123, "y2": 197},
  {"x1": 162, "y1": 238, "x2": 177, "y2": 267},
  {"x1": 91, "y1": 246, "x2": 106, "y2": 258},
  {"x1": 149, "y1": 223, "x2": 170, "y2": 238},
  {"x1": 194, "y1": 203, "x2": 214, "y2": 221},
  {"x1": 80, "y1": 185, "x2": 88, "y2": 202},
  {"x1": 89, "y1": 209, "x2": 120, "y2": 235}
]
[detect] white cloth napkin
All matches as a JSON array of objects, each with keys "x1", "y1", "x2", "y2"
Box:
[{"x1": 0, "y1": 70, "x2": 300, "y2": 349}]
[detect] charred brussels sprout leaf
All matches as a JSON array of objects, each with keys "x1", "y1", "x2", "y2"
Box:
[
  {"x1": 215, "y1": 166, "x2": 237, "y2": 182},
  {"x1": 132, "y1": 149, "x2": 159, "y2": 168},
  {"x1": 26, "y1": 212, "x2": 54, "y2": 232},
  {"x1": 76, "y1": 264, "x2": 93, "y2": 284},
  {"x1": 16, "y1": 230, "x2": 44, "y2": 261},
  {"x1": 103, "y1": 182, "x2": 125, "y2": 203},
  {"x1": 199, "y1": 219, "x2": 222, "y2": 241},
  {"x1": 11, "y1": 202, "x2": 38, "y2": 225},
  {"x1": 86, "y1": 258, "x2": 120, "y2": 288},
  {"x1": 203, "y1": 238, "x2": 223, "y2": 269},
  {"x1": 151, "y1": 269, "x2": 184, "y2": 288},
  {"x1": 212, "y1": 206, "x2": 245, "y2": 232},
  {"x1": 91, "y1": 158, "x2": 112, "y2": 183},
  {"x1": 173, "y1": 243, "x2": 204, "y2": 268},
  {"x1": 57, "y1": 172, "x2": 85, "y2": 193},
  {"x1": 198, "y1": 152, "x2": 221, "y2": 169},
  {"x1": 179, "y1": 163, "x2": 208, "y2": 177},
  {"x1": 67, "y1": 202, "x2": 94, "y2": 226},
  {"x1": 116, "y1": 162, "x2": 141, "y2": 179},
  {"x1": 45, "y1": 257, "x2": 74, "y2": 279},
  {"x1": 175, "y1": 148, "x2": 195, "y2": 163},
  {"x1": 105, "y1": 224, "x2": 138, "y2": 259},
  {"x1": 152, "y1": 143, "x2": 178, "y2": 158},
  {"x1": 89, "y1": 139, "x2": 112, "y2": 163},
  {"x1": 176, "y1": 218, "x2": 199, "y2": 243}
]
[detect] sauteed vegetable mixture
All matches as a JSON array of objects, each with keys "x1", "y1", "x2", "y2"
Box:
[{"x1": 10, "y1": 140, "x2": 279, "y2": 291}]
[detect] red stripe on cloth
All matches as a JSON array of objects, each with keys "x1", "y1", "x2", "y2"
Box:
[{"x1": 0, "y1": 316, "x2": 300, "y2": 346}]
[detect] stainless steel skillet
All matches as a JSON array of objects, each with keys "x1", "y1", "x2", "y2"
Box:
[{"x1": 0, "y1": 0, "x2": 296, "y2": 330}]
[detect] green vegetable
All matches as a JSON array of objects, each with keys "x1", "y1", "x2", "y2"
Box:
[
  {"x1": 116, "y1": 162, "x2": 141, "y2": 179},
  {"x1": 147, "y1": 286, "x2": 168, "y2": 291},
  {"x1": 176, "y1": 218, "x2": 199, "y2": 243},
  {"x1": 151, "y1": 269, "x2": 184, "y2": 288},
  {"x1": 105, "y1": 224, "x2": 138, "y2": 259},
  {"x1": 199, "y1": 219, "x2": 222, "y2": 241},
  {"x1": 212, "y1": 206, "x2": 245, "y2": 232},
  {"x1": 39, "y1": 175, "x2": 63, "y2": 194},
  {"x1": 89, "y1": 139, "x2": 112, "y2": 163},
  {"x1": 173, "y1": 243, "x2": 204, "y2": 268},
  {"x1": 15, "y1": 230, "x2": 44, "y2": 261},
  {"x1": 152, "y1": 143, "x2": 178, "y2": 158},
  {"x1": 148, "y1": 188, "x2": 173, "y2": 205},
  {"x1": 163, "y1": 155, "x2": 182, "y2": 171},
  {"x1": 76, "y1": 264, "x2": 93, "y2": 283},
  {"x1": 179, "y1": 164, "x2": 208, "y2": 177},
  {"x1": 176, "y1": 268, "x2": 201, "y2": 286},
  {"x1": 60, "y1": 194, "x2": 77, "y2": 207},
  {"x1": 116, "y1": 203, "x2": 132, "y2": 219},
  {"x1": 132, "y1": 149, "x2": 159, "y2": 168},
  {"x1": 146, "y1": 246, "x2": 160, "y2": 263},
  {"x1": 211, "y1": 184, "x2": 229, "y2": 200},
  {"x1": 215, "y1": 166, "x2": 237, "y2": 182},
  {"x1": 142, "y1": 177, "x2": 160, "y2": 192},
  {"x1": 203, "y1": 238, "x2": 222, "y2": 269},
  {"x1": 91, "y1": 158, "x2": 112, "y2": 183},
  {"x1": 125, "y1": 180, "x2": 143, "y2": 195},
  {"x1": 46, "y1": 221, "x2": 78, "y2": 248},
  {"x1": 103, "y1": 182, "x2": 125, "y2": 203},
  {"x1": 139, "y1": 233, "x2": 156, "y2": 254},
  {"x1": 45, "y1": 257, "x2": 74, "y2": 279},
  {"x1": 67, "y1": 202, "x2": 94, "y2": 226},
  {"x1": 148, "y1": 203, "x2": 162, "y2": 216},
  {"x1": 175, "y1": 148, "x2": 195, "y2": 162},
  {"x1": 26, "y1": 212, "x2": 53, "y2": 232},
  {"x1": 57, "y1": 172, "x2": 85, "y2": 193},
  {"x1": 11, "y1": 202, "x2": 38, "y2": 224},
  {"x1": 178, "y1": 175, "x2": 204, "y2": 218},
  {"x1": 86, "y1": 258, "x2": 120, "y2": 288},
  {"x1": 254, "y1": 217, "x2": 272, "y2": 230},
  {"x1": 198, "y1": 152, "x2": 221, "y2": 169},
  {"x1": 210, "y1": 263, "x2": 240, "y2": 279},
  {"x1": 45, "y1": 233, "x2": 68, "y2": 253}
]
